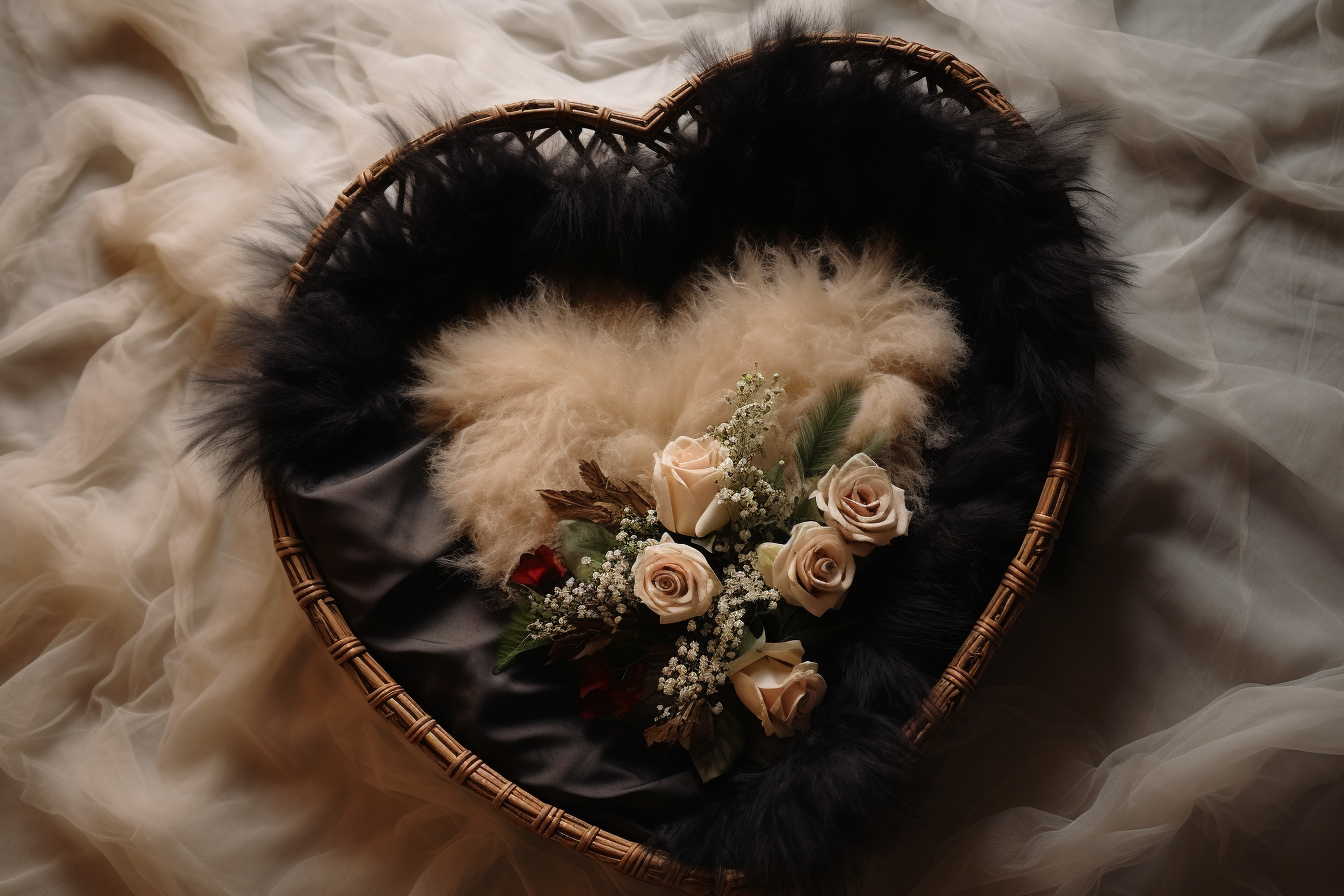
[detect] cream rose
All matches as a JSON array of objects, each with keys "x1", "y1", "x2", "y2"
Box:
[
  {"x1": 730, "y1": 641, "x2": 826, "y2": 737},
  {"x1": 759, "y1": 522, "x2": 855, "y2": 616},
  {"x1": 632, "y1": 534, "x2": 722, "y2": 624},
  {"x1": 650, "y1": 435, "x2": 731, "y2": 537},
  {"x1": 812, "y1": 453, "x2": 910, "y2": 556}
]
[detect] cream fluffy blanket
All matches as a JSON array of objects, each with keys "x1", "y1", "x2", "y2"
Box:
[{"x1": 413, "y1": 242, "x2": 966, "y2": 585}]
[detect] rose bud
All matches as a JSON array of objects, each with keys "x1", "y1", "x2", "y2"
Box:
[{"x1": 730, "y1": 641, "x2": 827, "y2": 737}]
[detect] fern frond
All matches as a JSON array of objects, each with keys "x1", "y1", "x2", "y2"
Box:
[
  {"x1": 793, "y1": 379, "x2": 863, "y2": 478},
  {"x1": 493, "y1": 599, "x2": 549, "y2": 673},
  {"x1": 856, "y1": 428, "x2": 890, "y2": 461}
]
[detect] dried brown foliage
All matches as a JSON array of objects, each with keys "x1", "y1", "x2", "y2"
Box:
[
  {"x1": 643, "y1": 700, "x2": 713, "y2": 749},
  {"x1": 539, "y1": 460, "x2": 656, "y2": 524}
]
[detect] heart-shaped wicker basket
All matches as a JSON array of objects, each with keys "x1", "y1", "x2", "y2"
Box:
[{"x1": 263, "y1": 32, "x2": 1087, "y2": 894}]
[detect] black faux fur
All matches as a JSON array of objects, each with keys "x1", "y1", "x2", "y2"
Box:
[{"x1": 189, "y1": 21, "x2": 1127, "y2": 896}]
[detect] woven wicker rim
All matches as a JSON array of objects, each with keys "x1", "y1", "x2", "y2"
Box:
[{"x1": 265, "y1": 32, "x2": 1087, "y2": 894}]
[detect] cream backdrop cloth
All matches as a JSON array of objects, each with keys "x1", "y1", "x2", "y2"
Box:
[{"x1": 2, "y1": 0, "x2": 1342, "y2": 894}]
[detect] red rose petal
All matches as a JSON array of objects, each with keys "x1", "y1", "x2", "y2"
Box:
[{"x1": 509, "y1": 544, "x2": 568, "y2": 590}]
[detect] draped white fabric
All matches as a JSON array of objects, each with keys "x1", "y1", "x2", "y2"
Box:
[{"x1": 2, "y1": 0, "x2": 1342, "y2": 893}]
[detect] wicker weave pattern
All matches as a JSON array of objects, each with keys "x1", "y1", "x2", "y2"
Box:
[
  {"x1": 268, "y1": 499, "x2": 747, "y2": 895},
  {"x1": 902, "y1": 414, "x2": 1086, "y2": 747},
  {"x1": 265, "y1": 32, "x2": 1087, "y2": 893}
]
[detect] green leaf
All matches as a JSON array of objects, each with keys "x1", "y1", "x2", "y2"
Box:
[
  {"x1": 726, "y1": 624, "x2": 766, "y2": 676},
  {"x1": 493, "y1": 600, "x2": 550, "y2": 673},
  {"x1": 760, "y1": 603, "x2": 799, "y2": 641},
  {"x1": 555, "y1": 519, "x2": 617, "y2": 583},
  {"x1": 764, "y1": 458, "x2": 786, "y2": 490},
  {"x1": 689, "y1": 707, "x2": 746, "y2": 783},
  {"x1": 790, "y1": 496, "x2": 825, "y2": 525},
  {"x1": 793, "y1": 379, "x2": 863, "y2": 479}
]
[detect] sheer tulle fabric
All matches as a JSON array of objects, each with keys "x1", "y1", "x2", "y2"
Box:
[{"x1": 2, "y1": 0, "x2": 1343, "y2": 894}]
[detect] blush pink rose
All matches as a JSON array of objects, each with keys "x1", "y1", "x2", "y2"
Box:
[
  {"x1": 730, "y1": 641, "x2": 827, "y2": 737},
  {"x1": 759, "y1": 521, "x2": 855, "y2": 616},
  {"x1": 632, "y1": 534, "x2": 722, "y2": 624},
  {"x1": 650, "y1": 435, "x2": 731, "y2": 537},
  {"x1": 812, "y1": 453, "x2": 910, "y2": 556}
]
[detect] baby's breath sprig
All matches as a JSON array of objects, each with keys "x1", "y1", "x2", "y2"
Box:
[
  {"x1": 616, "y1": 506, "x2": 663, "y2": 552},
  {"x1": 524, "y1": 534, "x2": 657, "y2": 642},
  {"x1": 649, "y1": 372, "x2": 791, "y2": 723},
  {"x1": 709, "y1": 370, "x2": 790, "y2": 548},
  {"x1": 709, "y1": 372, "x2": 791, "y2": 552},
  {"x1": 652, "y1": 557, "x2": 780, "y2": 723}
]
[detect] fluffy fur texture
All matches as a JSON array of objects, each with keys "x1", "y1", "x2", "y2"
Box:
[
  {"x1": 188, "y1": 19, "x2": 1128, "y2": 896},
  {"x1": 413, "y1": 241, "x2": 966, "y2": 585}
]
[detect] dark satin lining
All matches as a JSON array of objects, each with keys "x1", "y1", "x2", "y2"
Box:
[{"x1": 284, "y1": 436, "x2": 708, "y2": 839}]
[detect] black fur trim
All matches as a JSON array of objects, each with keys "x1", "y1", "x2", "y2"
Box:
[{"x1": 188, "y1": 20, "x2": 1128, "y2": 895}]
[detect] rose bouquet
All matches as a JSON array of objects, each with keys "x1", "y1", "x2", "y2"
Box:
[{"x1": 495, "y1": 372, "x2": 912, "y2": 781}]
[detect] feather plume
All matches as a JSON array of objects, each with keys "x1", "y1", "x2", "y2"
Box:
[{"x1": 412, "y1": 241, "x2": 967, "y2": 585}]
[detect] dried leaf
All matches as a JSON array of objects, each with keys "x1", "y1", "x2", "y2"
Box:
[
  {"x1": 629, "y1": 484, "x2": 656, "y2": 513},
  {"x1": 689, "y1": 706, "x2": 745, "y2": 782},
  {"x1": 579, "y1": 459, "x2": 656, "y2": 514},
  {"x1": 537, "y1": 489, "x2": 616, "y2": 524},
  {"x1": 539, "y1": 460, "x2": 654, "y2": 524},
  {"x1": 643, "y1": 700, "x2": 713, "y2": 748},
  {"x1": 644, "y1": 717, "x2": 685, "y2": 746},
  {"x1": 571, "y1": 635, "x2": 613, "y2": 660},
  {"x1": 677, "y1": 701, "x2": 715, "y2": 750},
  {"x1": 546, "y1": 618, "x2": 614, "y2": 663},
  {"x1": 577, "y1": 459, "x2": 613, "y2": 492}
]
